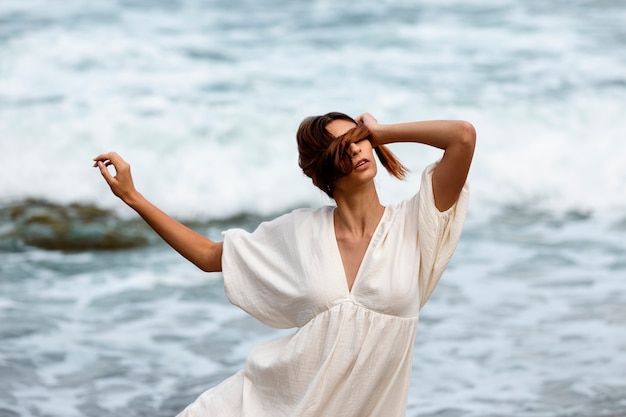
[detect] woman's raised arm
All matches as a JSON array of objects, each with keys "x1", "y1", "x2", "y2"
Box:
[
  {"x1": 93, "y1": 152, "x2": 223, "y2": 272},
  {"x1": 357, "y1": 114, "x2": 476, "y2": 212}
]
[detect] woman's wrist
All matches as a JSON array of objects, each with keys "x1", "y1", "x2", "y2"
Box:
[
  {"x1": 123, "y1": 190, "x2": 144, "y2": 209},
  {"x1": 369, "y1": 123, "x2": 394, "y2": 146}
]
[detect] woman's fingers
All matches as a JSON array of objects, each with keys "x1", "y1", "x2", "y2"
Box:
[
  {"x1": 93, "y1": 151, "x2": 120, "y2": 161},
  {"x1": 355, "y1": 113, "x2": 378, "y2": 136},
  {"x1": 92, "y1": 159, "x2": 112, "y2": 168},
  {"x1": 92, "y1": 152, "x2": 127, "y2": 171},
  {"x1": 96, "y1": 160, "x2": 117, "y2": 186},
  {"x1": 93, "y1": 153, "x2": 111, "y2": 163},
  {"x1": 356, "y1": 112, "x2": 377, "y2": 126},
  {"x1": 92, "y1": 152, "x2": 137, "y2": 202},
  {"x1": 93, "y1": 152, "x2": 125, "y2": 168}
]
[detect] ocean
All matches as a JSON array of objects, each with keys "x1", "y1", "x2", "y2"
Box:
[{"x1": 1, "y1": 0, "x2": 625, "y2": 416}]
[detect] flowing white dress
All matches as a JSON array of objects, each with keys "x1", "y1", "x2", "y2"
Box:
[{"x1": 177, "y1": 164, "x2": 469, "y2": 417}]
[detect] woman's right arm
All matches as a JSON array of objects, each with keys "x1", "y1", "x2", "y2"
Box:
[{"x1": 93, "y1": 152, "x2": 222, "y2": 272}]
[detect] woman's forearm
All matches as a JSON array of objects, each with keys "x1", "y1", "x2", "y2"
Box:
[
  {"x1": 125, "y1": 191, "x2": 223, "y2": 272},
  {"x1": 371, "y1": 120, "x2": 475, "y2": 150}
]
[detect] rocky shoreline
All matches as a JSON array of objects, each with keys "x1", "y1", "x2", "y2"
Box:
[{"x1": 0, "y1": 199, "x2": 268, "y2": 252}]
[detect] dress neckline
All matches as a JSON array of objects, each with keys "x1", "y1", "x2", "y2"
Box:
[{"x1": 329, "y1": 206, "x2": 388, "y2": 295}]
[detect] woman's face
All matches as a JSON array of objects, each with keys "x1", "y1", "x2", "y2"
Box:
[{"x1": 326, "y1": 119, "x2": 378, "y2": 195}]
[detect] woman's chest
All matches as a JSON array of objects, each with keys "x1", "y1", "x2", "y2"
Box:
[
  {"x1": 348, "y1": 239, "x2": 421, "y2": 317},
  {"x1": 301, "y1": 232, "x2": 421, "y2": 319}
]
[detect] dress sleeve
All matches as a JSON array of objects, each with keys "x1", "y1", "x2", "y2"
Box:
[
  {"x1": 408, "y1": 163, "x2": 469, "y2": 309},
  {"x1": 221, "y1": 211, "x2": 308, "y2": 329}
]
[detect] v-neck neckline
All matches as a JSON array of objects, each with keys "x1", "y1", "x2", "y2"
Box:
[{"x1": 329, "y1": 206, "x2": 388, "y2": 295}]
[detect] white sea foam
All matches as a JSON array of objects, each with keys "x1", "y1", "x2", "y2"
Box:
[{"x1": 1, "y1": 0, "x2": 625, "y2": 220}]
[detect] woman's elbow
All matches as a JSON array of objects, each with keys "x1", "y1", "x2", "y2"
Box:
[
  {"x1": 199, "y1": 241, "x2": 223, "y2": 273},
  {"x1": 458, "y1": 121, "x2": 476, "y2": 147}
]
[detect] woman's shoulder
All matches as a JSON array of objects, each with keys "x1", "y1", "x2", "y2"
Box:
[
  {"x1": 252, "y1": 205, "x2": 332, "y2": 235},
  {"x1": 273, "y1": 205, "x2": 331, "y2": 223}
]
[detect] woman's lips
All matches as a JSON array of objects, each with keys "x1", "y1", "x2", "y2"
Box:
[{"x1": 354, "y1": 159, "x2": 369, "y2": 171}]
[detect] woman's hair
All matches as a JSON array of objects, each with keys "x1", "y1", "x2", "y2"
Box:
[{"x1": 296, "y1": 112, "x2": 408, "y2": 198}]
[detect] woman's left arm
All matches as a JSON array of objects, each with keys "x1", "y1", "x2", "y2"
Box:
[{"x1": 357, "y1": 113, "x2": 476, "y2": 212}]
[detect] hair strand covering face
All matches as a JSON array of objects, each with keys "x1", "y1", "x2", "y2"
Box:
[{"x1": 296, "y1": 112, "x2": 409, "y2": 198}]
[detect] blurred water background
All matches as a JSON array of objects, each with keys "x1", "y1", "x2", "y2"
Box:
[{"x1": 1, "y1": 0, "x2": 625, "y2": 416}]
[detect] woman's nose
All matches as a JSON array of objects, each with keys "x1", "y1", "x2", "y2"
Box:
[{"x1": 349, "y1": 142, "x2": 361, "y2": 157}]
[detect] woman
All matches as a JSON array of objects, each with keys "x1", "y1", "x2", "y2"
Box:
[{"x1": 93, "y1": 112, "x2": 475, "y2": 417}]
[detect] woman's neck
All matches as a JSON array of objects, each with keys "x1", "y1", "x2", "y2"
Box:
[{"x1": 333, "y1": 187, "x2": 385, "y2": 238}]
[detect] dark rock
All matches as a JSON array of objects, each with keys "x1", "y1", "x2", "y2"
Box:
[{"x1": 0, "y1": 199, "x2": 151, "y2": 251}]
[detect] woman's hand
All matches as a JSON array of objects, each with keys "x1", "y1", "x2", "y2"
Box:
[
  {"x1": 355, "y1": 113, "x2": 382, "y2": 146},
  {"x1": 93, "y1": 152, "x2": 139, "y2": 205}
]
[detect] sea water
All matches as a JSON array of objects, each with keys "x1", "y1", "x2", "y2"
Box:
[{"x1": 1, "y1": 0, "x2": 625, "y2": 416}]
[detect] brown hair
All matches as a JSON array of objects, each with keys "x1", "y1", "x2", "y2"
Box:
[{"x1": 296, "y1": 112, "x2": 408, "y2": 198}]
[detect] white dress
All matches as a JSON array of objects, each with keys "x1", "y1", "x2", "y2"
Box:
[{"x1": 177, "y1": 164, "x2": 469, "y2": 417}]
